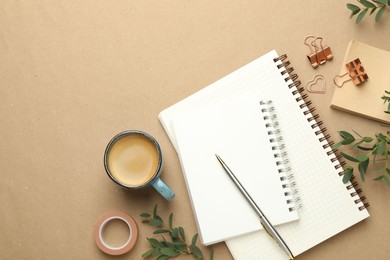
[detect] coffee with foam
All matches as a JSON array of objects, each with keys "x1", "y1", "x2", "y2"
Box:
[{"x1": 107, "y1": 134, "x2": 159, "y2": 187}]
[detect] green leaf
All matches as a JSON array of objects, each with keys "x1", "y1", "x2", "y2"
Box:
[
  {"x1": 171, "y1": 228, "x2": 179, "y2": 239},
  {"x1": 153, "y1": 229, "x2": 170, "y2": 234},
  {"x1": 377, "y1": 133, "x2": 386, "y2": 140},
  {"x1": 359, "y1": 0, "x2": 377, "y2": 8},
  {"x1": 343, "y1": 166, "x2": 354, "y2": 183},
  {"x1": 376, "y1": 6, "x2": 386, "y2": 21},
  {"x1": 179, "y1": 227, "x2": 186, "y2": 241},
  {"x1": 385, "y1": 176, "x2": 390, "y2": 187},
  {"x1": 356, "y1": 8, "x2": 369, "y2": 23},
  {"x1": 374, "y1": 175, "x2": 390, "y2": 186},
  {"x1": 339, "y1": 131, "x2": 356, "y2": 144},
  {"x1": 175, "y1": 242, "x2": 188, "y2": 253},
  {"x1": 357, "y1": 145, "x2": 374, "y2": 151},
  {"x1": 373, "y1": 0, "x2": 388, "y2": 4},
  {"x1": 193, "y1": 246, "x2": 203, "y2": 258},
  {"x1": 160, "y1": 247, "x2": 180, "y2": 257},
  {"x1": 386, "y1": 168, "x2": 390, "y2": 175},
  {"x1": 140, "y1": 212, "x2": 151, "y2": 218},
  {"x1": 356, "y1": 154, "x2": 369, "y2": 162},
  {"x1": 147, "y1": 238, "x2": 164, "y2": 248},
  {"x1": 149, "y1": 218, "x2": 163, "y2": 227},
  {"x1": 331, "y1": 141, "x2": 343, "y2": 150},
  {"x1": 363, "y1": 137, "x2": 373, "y2": 142},
  {"x1": 358, "y1": 159, "x2": 369, "y2": 182},
  {"x1": 164, "y1": 241, "x2": 176, "y2": 250},
  {"x1": 169, "y1": 213, "x2": 173, "y2": 229},
  {"x1": 142, "y1": 248, "x2": 160, "y2": 257},
  {"x1": 375, "y1": 140, "x2": 386, "y2": 155},
  {"x1": 153, "y1": 204, "x2": 158, "y2": 218},
  {"x1": 341, "y1": 152, "x2": 360, "y2": 162},
  {"x1": 156, "y1": 255, "x2": 169, "y2": 260},
  {"x1": 370, "y1": 6, "x2": 378, "y2": 14},
  {"x1": 191, "y1": 234, "x2": 198, "y2": 248},
  {"x1": 347, "y1": 3, "x2": 362, "y2": 17}
]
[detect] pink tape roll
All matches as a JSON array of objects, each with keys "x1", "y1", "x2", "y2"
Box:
[{"x1": 94, "y1": 211, "x2": 138, "y2": 255}]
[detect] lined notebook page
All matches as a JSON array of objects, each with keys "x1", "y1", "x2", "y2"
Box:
[
  {"x1": 159, "y1": 50, "x2": 369, "y2": 258},
  {"x1": 171, "y1": 96, "x2": 299, "y2": 245}
]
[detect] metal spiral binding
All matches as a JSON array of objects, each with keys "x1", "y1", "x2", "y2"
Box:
[
  {"x1": 273, "y1": 54, "x2": 369, "y2": 211},
  {"x1": 259, "y1": 100, "x2": 301, "y2": 212}
]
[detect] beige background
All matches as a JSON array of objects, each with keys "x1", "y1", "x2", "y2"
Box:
[{"x1": 1, "y1": 0, "x2": 390, "y2": 259}]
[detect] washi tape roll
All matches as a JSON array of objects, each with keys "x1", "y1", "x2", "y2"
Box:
[{"x1": 94, "y1": 211, "x2": 138, "y2": 255}]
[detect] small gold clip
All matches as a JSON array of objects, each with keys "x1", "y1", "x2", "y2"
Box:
[
  {"x1": 304, "y1": 35, "x2": 319, "y2": 68},
  {"x1": 333, "y1": 58, "x2": 369, "y2": 87},
  {"x1": 312, "y1": 37, "x2": 333, "y2": 62},
  {"x1": 304, "y1": 35, "x2": 333, "y2": 68}
]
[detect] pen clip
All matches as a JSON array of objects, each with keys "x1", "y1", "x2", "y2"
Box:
[
  {"x1": 261, "y1": 221, "x2": 276, "y2": 241},
  {"x1": 260, "y1": 220, "x2": 295, "y2": 259}
]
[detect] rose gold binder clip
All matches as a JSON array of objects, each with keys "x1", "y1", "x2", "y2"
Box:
[
  {"x1": 304, "y1": 35, "x2": 333, "y2": 68},
  {"x1": 333, "y1": 58, "x2": 369, "y2": 87}
]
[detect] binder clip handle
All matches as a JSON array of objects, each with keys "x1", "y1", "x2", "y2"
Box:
[
  {"x1": 333, "y1": 72, "x2": 350, "y2": 88},
  {"x1": 304, "y1": 35, "x2": 319, "y2": 68},
  {"x1": 312, "y1": 37, "x2": 333, "y2": 61}
]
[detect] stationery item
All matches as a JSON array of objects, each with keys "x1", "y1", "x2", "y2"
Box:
[
  {"x1": 159, "y1": 50, "x2": 369, "y2": 259},
  {"x1": 304, "y1": 35, "x2": 333, "y2": 68},
  {"x1": 333, "y1": 58, "x2": 369, "y2": 87},
  {"x1": 104, "y1": 130, "x2": 175, "y2": 200},
  {"x1": 306, "y1": 74, "x2": 326, "y2": 94},
  {"x1": 331, "y1": 40, "x2": 388, "y2": 124},
  {"x1": 171, "y1": 96, "x2": 299, "y2": 245},
  {"x1": 94, "y1": 211, "x2": 138, "y2": 255},
  {"x1": 312, "y1": 37, "x2": 333, "y2": 61},
  {"x1": 215, "y1": 154, "x2": 295, "y2": 260}
]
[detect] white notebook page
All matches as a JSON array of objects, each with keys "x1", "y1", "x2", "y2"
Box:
[
  {"x1": 159, "y1": 50, "x2": 369, "y2": 258},
  {"x1": 171, "y1": 96, "x2": 299, "y2": 245}
]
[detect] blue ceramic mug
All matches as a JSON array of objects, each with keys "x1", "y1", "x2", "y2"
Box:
[{"x1": 104, "y1": 130, "x2": 175, "y2": 200}]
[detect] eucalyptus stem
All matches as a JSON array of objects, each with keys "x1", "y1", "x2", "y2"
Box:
[
  {"x1": 140, "y1": 204, "x2": 213, "y2": 260},
  {"x1": 347, "y1": 0, "x2": 389, "y2": 24}
]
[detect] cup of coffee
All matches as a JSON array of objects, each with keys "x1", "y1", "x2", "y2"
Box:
[{"x1": 104, "y1": 130, "x2": 175, "y2": 200}]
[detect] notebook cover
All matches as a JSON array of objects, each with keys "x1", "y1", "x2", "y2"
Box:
[{"x1": 331, "y1": 40, "x2": 390, "y2": 124}]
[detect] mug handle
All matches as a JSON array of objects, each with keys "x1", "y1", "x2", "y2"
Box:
[{"x1": 151, "y1": 178, "x2": 175, "y2": 201}]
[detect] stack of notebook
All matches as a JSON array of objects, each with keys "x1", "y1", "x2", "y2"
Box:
[{"x1": 159, "y1": 50, "x2": 369, "y2": 259}]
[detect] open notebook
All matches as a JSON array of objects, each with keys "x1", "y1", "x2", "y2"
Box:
[
  {"x1": 171, "y1": 96, "x2": 299, "y2": 245},
  {"x1": 159, "y1": 50, "x2": 369, "y2": 258}
]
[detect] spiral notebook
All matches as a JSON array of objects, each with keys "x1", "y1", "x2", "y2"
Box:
[
  {"x1": 170, "y1": 96, "x2": 299, "y2": 245},
  {"x1": 159, "y1": 50, "x2": 369, "y2": 258}
]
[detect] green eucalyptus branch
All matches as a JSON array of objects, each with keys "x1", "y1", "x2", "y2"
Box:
[
  {"x1": 347, "y1": 0, "x2": 389, "y2": 24},
  {"x1": 382, "y1": 90, "x2": 390, "y2": 114},
  {"x1": 140, "y1": 204, "x2": 214, "y2": 260},
  {"x1": 334, "y1": 91, "x2": 390, "y2": 186}
]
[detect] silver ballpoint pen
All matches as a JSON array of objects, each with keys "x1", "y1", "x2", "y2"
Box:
[{"x1": 215, "y1": 154, "x2": 294, "y2": 260}]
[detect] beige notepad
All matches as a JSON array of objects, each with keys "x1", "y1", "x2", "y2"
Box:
[
  {"x1": 331, "y1": 40, "x2": 390, "y2": 124},
  {"x1": 159, "y1": 50, "x2": 369, "y2": 259}
]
